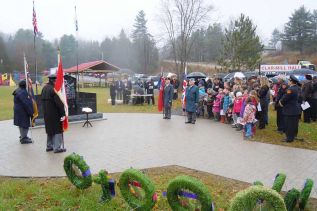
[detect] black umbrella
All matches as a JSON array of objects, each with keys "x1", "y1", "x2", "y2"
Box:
[
  {"x1": 287, "y1": 69, "x2": 316, "y2": 75},
  {"x1": 186, "y1": 72, "x2": 206, "y2": 79}
]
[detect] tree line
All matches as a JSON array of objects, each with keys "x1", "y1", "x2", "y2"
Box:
[
  {"x1": 0, "y1": 0, "x2": 315, "y2": 76},
  {"x1": 270, "y1": 6, "x2": 317, "y2": 54},
  {"x1": 0, "y1": 10, "x2": 159, "y2": 75}
]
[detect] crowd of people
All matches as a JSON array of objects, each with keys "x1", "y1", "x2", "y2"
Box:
[{"x1": 179, "y1": 74, "x2": 317, "y2": 142}]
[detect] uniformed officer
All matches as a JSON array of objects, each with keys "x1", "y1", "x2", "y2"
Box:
[
  {"x1": 163, "y1": 78, "x2": 174, "y2": 119},
  {"x1": 279, "y1": 75, "x2": 301, "y2": 142}
]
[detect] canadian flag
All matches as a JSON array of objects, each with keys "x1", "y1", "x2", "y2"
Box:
[{"x1": 54, "y1": 51, "x2": 68, "y2": 131}]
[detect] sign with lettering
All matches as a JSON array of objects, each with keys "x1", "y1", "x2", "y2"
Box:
[{"x1": 260, "y1": 65, "x2": 301, "y2": 72}]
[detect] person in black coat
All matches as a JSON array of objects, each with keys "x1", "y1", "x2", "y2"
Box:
[
  {"x1": 274, "y1": 81, "x2": 288, "y2": 133},
  {"x1": 171, "y1": 78, "x2": 179, "y2": 100},
  {"x1": 145, "y1": 79, "x2": 155, "y2": 105},
  {"x1": 109, "y1": 81, "x2": 116, "y2": 105},
  {"x1": 279, "y1": 75, "x2": 302, "y2": 142},
  {"x1": 257, "y1": 77, "x2": 270, "y2": 129},
  {"x1": 123, "y1": 79, "x2": 132, "y2": 104},
  {"x1": 41, "y1": 74, "x2": 66, "y2": 153},
  {"x1": 115, "y1": 79, "x2": 124, "y2": 100},
  {"x1": 312, "y1": 76, "x2": 317, "y2": 121},
  {"x1": 13, "y1": 80, "x2": 34, "y2": 144},
  {"x1": 163, "y1": 78, "x2": 174, "y2": 119},
  {"x1": 301, "y1": 74, "x2": 314, "y2": 123}
]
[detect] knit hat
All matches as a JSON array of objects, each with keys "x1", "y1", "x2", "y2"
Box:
[{"x1": 236, "y1": 92, "x2": 242, "y2": 97}]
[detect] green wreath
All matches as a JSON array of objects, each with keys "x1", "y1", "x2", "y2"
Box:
[
  {"x1": 253, "y1": 181, "x2": 263, "y2": 186},
  {"x1": 64, "y1": 153, "x2": 92, "y2": 189},
  {"x1": 229, "y1": 186, "x2": 286, "y2": 211},
  {"x1": 299, "y1": 179, "x2": 314, "y2": 210},
  {"x1": 166, "y1": 175, "x2": 213, "y2": 211},
  {"x1": 119, "y1": 168, "x2": 156, "y2": 211},
  {"x1": 93, "y1": 170, "x2": 112, "y2": 202},
  {"x1": 272, "y1": 173, "x2": 286, "y2": 193},
  {"x1": 284, "y1": 188, "x2": 300, "y2": 211}
]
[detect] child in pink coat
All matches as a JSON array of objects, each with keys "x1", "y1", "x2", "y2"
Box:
[
  {"x1": 212, "y1": 88, "x2": 224, "y2": 121},
  {"x1": 241, "y1": 97, "x2": 256, "y2": 140},
  {"x1": 232, "y1": 91, "x2": 243, "y2": 128}
]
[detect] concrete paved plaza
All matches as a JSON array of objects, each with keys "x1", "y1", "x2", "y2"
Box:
[{"x1": 1, "y1": 113, "x2": 317, "y2": 196}]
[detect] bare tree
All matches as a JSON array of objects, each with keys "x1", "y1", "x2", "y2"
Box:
[{"x1": 159, "y1": 0, "x2": 212, "y2": 80}]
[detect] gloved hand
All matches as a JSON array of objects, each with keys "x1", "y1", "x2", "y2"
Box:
[{"x1": 60, "y1": 116, "x2": 66, "y2": 121}]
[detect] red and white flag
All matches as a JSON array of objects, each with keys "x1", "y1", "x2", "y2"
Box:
[
  {"x1": 32, "y1": 1, "x2": 38, "y2": 36},
  {"x1": 181, "y1": 65, "x2": 188, "y2": 108},
  {"x1": 54, "y1": 51, "x2": 68, "y2": 131},
  {"x1": 157, "y1": 68, "x2": 165, "y2": 112}
]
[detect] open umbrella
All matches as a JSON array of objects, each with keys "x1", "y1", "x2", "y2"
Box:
[
  {"x1": 233, "y1": 72, "x2": 245, "y2": 79},
  {"x1": 186, "y1": 72, "x2": 206, "y2": 79}
]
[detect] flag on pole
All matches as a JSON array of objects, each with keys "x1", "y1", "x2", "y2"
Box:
[
  {"x1": 24, "y1": 54, "x2": 38, "y2": 126},
  {"x1": 157, "y1": 68, "x2": 165, "y2": 112},
  {"x1": 181, "y1": 64, "x2": 188, "y2": 109},
  {"x1": 55, "y1": 50, "x2": 69, "y2": 131},
  {"x1": 2, "y1": 73, "x2": 7, "y2": 81},
  {"x1": 74, "y1": 6, "x2": 78, "y2": 32},
  {"x1": 9, "y1": 74, "x2": 16, "y2": 87},
  {"x1": 32, "y1": 1, "x2": 38, "y2": 36}
]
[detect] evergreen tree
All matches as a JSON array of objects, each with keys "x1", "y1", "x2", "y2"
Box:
[
  {"x1": 132, "y1": 10, "x2": 158, "y2": 73},
  {"x1": 219, "y1": 14, "x2": 263, "y2": 71},
  {"x1": 283, "y1": 6, "x2": 314, "y2": 53},
  {"x1": 0, "y1": 35, "x2": 11, "y2": 73},
  {"x1": 59, "y1": 35, "x2": 77, "y2": 68},
  {"x1": 269, "y1": 28, "x2": 282, "y2": 49}
]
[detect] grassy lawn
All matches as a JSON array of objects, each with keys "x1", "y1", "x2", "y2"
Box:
[
  {"x1": 253, "y1": 106, "x2": 317, "y2": 151},
  {"x1": 0, "y1": 166, "x2": 316, "y2": 210}
]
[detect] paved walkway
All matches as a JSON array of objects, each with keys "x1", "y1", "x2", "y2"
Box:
[{"x1": 1, "y1": 113, "x2": 317, "y2": 196}]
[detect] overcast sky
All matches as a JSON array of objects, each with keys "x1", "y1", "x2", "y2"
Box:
[{"x1": 0, "y1": 0, "x2": 316, "y2": 45}]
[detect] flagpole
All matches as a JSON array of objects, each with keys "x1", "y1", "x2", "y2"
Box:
[
  {"x1": 75, "y1": 6, "x2": 79, "y2": 92},
  {"x1": 33, "y1": 0, "x2": 38, "y2": 95}
]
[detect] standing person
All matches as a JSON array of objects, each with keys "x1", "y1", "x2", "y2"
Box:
[
  {"x1": 172, "y1": 78, "x2": 179, "y2": 100},
  {"x1": 146, "y1": 78, "x2": 155, "y2": 105},
  {"x1": 279, "y1": 75, "x2": 301, "y2": 143},
  {"x1": 257, "y1": 77, "x2": 270, "y2": 129},
  {"x1": 302, "y1": 74, "x2": 314, "y2": 123},
  {"x1": 212, "y1": 78, "x2": 224, "y2": 92},
  {"x1": 275, "y1": 81, "x2": 288, "y2": 133},
  {"x1": 115, "y1": 79, "x2": 123, "y2": 100},
  {"x1": 13, "y1": 80, "x2": 34, "y2": 144},
  {"x1": 241, "y1": 97, "x2": 257, "y2": 140},
  {"x1": 123, "y1": 79, "x2": 132, "y2": 104},
  {"x1": 163, "y1": 78, "x2": 174, "y2": 119},
  {"x1": 109, "y1": 81, "x2": 116, "y2": 105},
  {"x1": 232, "y1": 91, "x2": 243, "y2": 128},
  {"x1": 185, "y1": 78, "x2": 199, "y2": 124},
  {"x1": 41, "y1": 74, "x2": 66, "y2": 153},
  {"x1": 311, "y1": 76, "x2": 317, "y2": 121},
  {"x1": 213, "y1": 88, "x2": 224, "y2": 121},
  {"x1": 206, "y1": 88, "x2": 215, "y2": 119}
]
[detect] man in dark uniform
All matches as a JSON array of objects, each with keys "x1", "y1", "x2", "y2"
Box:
[
  {"x1": 185, "y1": 78, "x2": 199, "y2": 124},
  {"x1": 163, "y1": 78, "x2": 174, "y2": 119},
  {"x1": 145, "y1": 78, "x2": 155, "y2": 105},
  {"x1": 41, "y1": 74, "x2": 66, "y2": 153},
  {"x1": 279, "y1": 75, "x2": 301, "y2": 142}
]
